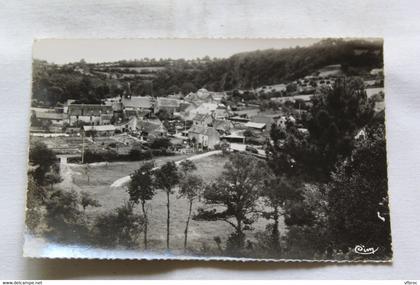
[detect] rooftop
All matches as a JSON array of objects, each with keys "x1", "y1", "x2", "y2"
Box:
[
  {"x1": 122, "y1": 96, "x2": 153, "y2": 109},
  {"x1": 157, "y1": 97, "x2": 180, "y2": 108},
  {"x1": 68, "y1": 104, "x2": 112, "y2": 116},
  {"x1": 35, "y1": 111, "x2": 67, "y2": 120},
  {"x1": 244, "y1": 122, "x2": 266, "y2": 129},
  {"x1": 83, "y1": 125, "x2": 116, "y2": 132}
]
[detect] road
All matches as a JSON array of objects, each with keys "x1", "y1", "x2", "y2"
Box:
[{"x1": 110, "y1": 150, "x2": 222, "y2": 188}]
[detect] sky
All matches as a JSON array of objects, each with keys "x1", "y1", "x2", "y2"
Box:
[{"x1": 32, "y1": 38, "x2": 321, "y2": 64}]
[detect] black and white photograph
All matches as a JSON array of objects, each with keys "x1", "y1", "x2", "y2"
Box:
[{"x1": 24, "y1": 38, "x2": 391, "y2": 262}]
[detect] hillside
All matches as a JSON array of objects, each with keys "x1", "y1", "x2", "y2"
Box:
[{"x1": 32, "y1": 39, "x2": 383, "y2": 106}]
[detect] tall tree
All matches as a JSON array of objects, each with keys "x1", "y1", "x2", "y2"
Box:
[
  {"x1": 154, "y1": 161, "x2": 179, "y2": 250},
  {"x1": 178, "y1": 174, "x2": 203, "y2": 251},
  {"x1": 267, "y1": 77, "x2": 375, "y2": 182},
  {"x1": 261, "y1": 174, "x2": 296, "y2": 252},
  {"x1": 127, "y1": 162, "x2": 155, "y2": 249},
  {"x1": 327, "y1": 120, "x2": 391, "y2": 257},
  {"x1": 195, "y1": 153, "x2": 267, "y2": 254}
]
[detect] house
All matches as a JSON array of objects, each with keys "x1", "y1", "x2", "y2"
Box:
[
  {"x1": 277, "y1": 115, "x2": 296, "y2": 129},
  {"x1": 244, "y1": 122, "x2": 266, "y2": 131},
  {"x1": 99, "y1": 113, "x2": 113, "y2": 125},
  {"x1": 155, "y1": 97, "x2": 181, "y2": 115},
  {"x1": 136, "y1": 119, "x2": 167, "y2": 140},
  {"x1": 213, "y1": 105, "x2": 230, "y2": 120},
  {"x1": 188, "y1": 125, "x2": 220, "y2": 150},
  {"x1": 183, "y1": 102, "x2": 219, "y2": 121},
  {"x1": 229, "y1": 115, "x2": 250, "y2": 124},
  {"x1": 354, "y1": 128, "x2": 367, "y2": 140},
  {"x1": 83, "y1": 125, "x2": 116, "y2": 136},
  {"x1": 250, "y1": 114, "x2": 282, "y2": 132},
  {"x1": 179, "y1": 101, "x2": 198, "y2": 120},
  {"x1": 124, "y1": 108, "x2": 151, "y2": 120},
  {"x1": 185, "y1": 88, "x2": 214, "y2": 103},
  {"x1": 213, "y1": 120, "x2": 234, "y2": 134},
  {"x1": 255, "y1": 84, "x2": 287, "y2": 93},
  {"x1": 192, "y1": 113, "x2": 214, "y2": 127},
  {"x1": 67, "y1": 104, "x2": 113, "y2": 126},
  {"x1": 33, "y1": 110, "x2": 67, "y2": 125},
  {"x1": 121, "y1": 96, "x2": 154, "y2": 111},
  {"x1": 210, "y1": 92, "x2": 226, "y2": 102},
  {"x1": 114, "y1": 117, "x2": 137, "y2": 133}
]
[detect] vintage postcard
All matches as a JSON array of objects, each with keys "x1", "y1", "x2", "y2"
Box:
[{"x1": 24, "y1": 38, "x2": 391, "y2": 262}]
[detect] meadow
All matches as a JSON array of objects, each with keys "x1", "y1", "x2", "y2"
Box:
[{"x1": 64, "y1": 154, "x2": 281, "y2": 253}]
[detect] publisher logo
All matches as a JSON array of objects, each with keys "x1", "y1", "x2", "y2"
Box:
[{"x1": 354, "y1": 244, "x2": 379, "y2": 255}]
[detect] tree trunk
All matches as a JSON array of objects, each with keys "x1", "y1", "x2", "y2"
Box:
[
  {"x1": 166, "y1": 189, "x2": 170, "y2": 250},
  {"x1": 272, "y1": 205, "x2": 281, "y2": 252},
  {"x1": 184, "y1": 199, "x2": 193, "y2": 251},
  {"x1": 236, "y1": 217, "x2": 245, "y2": 249},
  {"x1": 141, "y1": 200, "x2": 148, "y2": 250}
]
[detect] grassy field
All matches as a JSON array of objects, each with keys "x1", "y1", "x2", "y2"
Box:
[{"x1": 63, "y1": 154, "x2": 284, "y2": 253}]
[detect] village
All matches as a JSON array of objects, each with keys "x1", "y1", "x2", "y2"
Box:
[
  {"x1": 24, "y1": 38, "x2": 393, "y2": 261},
  {"x1": 29, "y1": 63, "x2": 385, "y2": 165}
]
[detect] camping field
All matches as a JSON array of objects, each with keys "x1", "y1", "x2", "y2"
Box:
[{"x1": 62, "y1": 154, "x2": 280, "y2": 253}]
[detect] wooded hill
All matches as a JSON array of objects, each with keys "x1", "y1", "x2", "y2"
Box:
[{"x1": 32, "y1": 39, "x2": 383, "y2": 105}]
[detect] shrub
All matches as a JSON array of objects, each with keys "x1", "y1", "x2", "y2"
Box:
[{"x1": 91, "y1": 203, "x2": 144, "y2": 248}]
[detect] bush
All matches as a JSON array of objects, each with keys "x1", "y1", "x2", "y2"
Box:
[
  {"x1": 128, "y1": 149, "x2": 153, "y2": 161},
  {"x1": 150, "y1": 137, "x2": 172, "y2": 149},
  {"x1": 91, "y1": 203, "x2": 144, "y2": 248},
  {"x1": 43, "y1": 189, "x2": 90, "y2": 244},
  {"x1": 151, "y1": 148, "x2": 175, "y2": 157}
]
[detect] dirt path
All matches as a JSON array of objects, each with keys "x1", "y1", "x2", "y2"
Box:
[{"x1": 110, "y1": 150, "x2": 222, "y2": 188}]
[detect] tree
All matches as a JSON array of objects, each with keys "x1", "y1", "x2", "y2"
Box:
[
  {"x1": 286, "y1": 83, "x2": 297, "y2": 93},
  {"x1": 44, "y1": 170, "x2": 63, "y2": 190},
  {"x1": 195, "y1": 153, "x2": 268, "y2": 254},
  {"x1": 156, "y1": 109, "x2": 171, "y2": 121},
  {"x1": 25, "y1": 175, "x2": 46, "y2": 233},
  {"x1": 181, "y1": 82, "x2": 197, "y2": 95},
  {"x1": 29, "y1": 142, "x2": 58, "y2": 185},
  {"x1": 83, "y1": 164, "x2": 91, "y2": 185},
  {"x1": 127, "y1": 162, "x2": 156, "y2": 249},
  {"x1": 261, "y1": 174, "x2": 296, "y2": 253},
  {"x1": 178, "y1": 174, "x2": 203, "y2": 251},
  {"x1": 243, "y1": 128, "x2": 254, "y2": 138},
  {"x1": 167, "y1": 84, "x2": 181, "y2": 94},
  {"x1": 44, "y1": 189, "x2": 89, "y2": 243},
  {"x1": 150, "y1": 137, "x2": 171, "y2": 149},
  {"x1": 80, "y1": 191, "x2": 101, "y2": 212},
  {"x1": 93, "y1": 202, "x2": 144, "y2": 248},
  {"x1": 85, "y1": 129, "x2": 97, "y2": 141},
  {"x1": 327, "y1": 121, "x2": 391, "y2": 257},
  {"x1": 267, "y1": 77, "x2": 375, "y2": 182},
  {"x1": 46, "y1": 86, "x2": 64, "y2": 106},
  {"x1": 304, "y1": 77, "x2": 374, "y2": 178},
  {"x1": 154, "y1": 161, "x2": 179, "y2": 250},
  {"x1": 179, "y1": 159, "x2": 197, "y2": 176}
]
